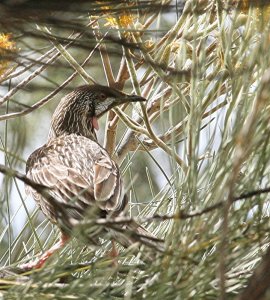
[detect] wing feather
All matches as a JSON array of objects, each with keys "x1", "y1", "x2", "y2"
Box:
[
  {"x1": 94, "y1": 164, "x2": 117, "y2": 201},
  {"x1": 26, "y1": 134, "x2": 126, "y2": 230}
]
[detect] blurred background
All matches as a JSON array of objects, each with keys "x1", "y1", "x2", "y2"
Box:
[{"x1": 1, "y1": 0, "x2": 270, "y2": 299}]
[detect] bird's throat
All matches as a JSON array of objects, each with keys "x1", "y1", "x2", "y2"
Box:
[{"x1": 92, "y1": 116, "x2": 99, "y2": 131}]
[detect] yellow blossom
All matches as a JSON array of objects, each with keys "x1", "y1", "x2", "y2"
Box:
[
  {"x1": 0, "y1": 33, "x2": 15, "y2": 50},
  {"x1": 0, "y1": 33, "x2": 16, "y2": 76},
  {"x1": 98, "y1": 2, "x2": 135, "y2": 29},
  {"x1": 104, "y1": 12, "x2": 135, "y2": 28},
  {"x1": 236, "y1": 0, "x2": 270, "y2": 27}
]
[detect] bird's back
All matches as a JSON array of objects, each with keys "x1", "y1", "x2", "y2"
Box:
[{"x1": 26, "y1": 134, "x2": 127, "y2": 233}]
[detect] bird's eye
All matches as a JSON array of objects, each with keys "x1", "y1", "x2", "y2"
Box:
[{"x1": 100, "y1": 93, "x2": 106, "y2": 101}]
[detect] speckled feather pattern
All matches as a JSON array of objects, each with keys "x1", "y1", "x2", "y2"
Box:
[
  {"x1": 25, "y1": 85, "x2": 162, "y2": 250},
  {"x1": 26, "y1": 134, "x2": 125, "y2": 232}
]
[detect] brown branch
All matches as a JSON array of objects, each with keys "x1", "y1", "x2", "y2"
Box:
[
  {"x1": 237, "y1": 246, "x2": 270, "y2": 300},
  {"x1": 1, "y1": 159, "x2": 270, "y2": 223},
  {"x1": 104, "y1": 111, "x2": 118, "y2": 156},
  {"x1": 81, "y1": 187, "x2": 270, "y2": 226},
  {"x1": 0, "y1": 164, "x2": 47, "y2": 193},
  {"x1": 115, "y1": 87, "x2": 172, "y2": 160}
]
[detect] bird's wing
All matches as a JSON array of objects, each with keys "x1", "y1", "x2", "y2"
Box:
[
  {"x1": 93, "y1": 153, "x2": 125, "y2": 211},
  {"x1": 26, "y1": 134, "x2": 126, "y2": 228}
]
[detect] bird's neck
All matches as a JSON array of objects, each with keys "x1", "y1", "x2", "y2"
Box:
[
  {"x1": 48, "y1": 127, "x2": 97, "y2": 141},
  {"x1": 48, "y1": 113, "x2": 98, "y2": 141}
]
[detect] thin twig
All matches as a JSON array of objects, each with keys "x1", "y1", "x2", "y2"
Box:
[
  {"x1": 0, "y1": 162, "x2": 270, "y2": 229},
  {"x1": 42, "y1": 26, "x2": 95, "y2": 84},
  {"x1": 0, "y1": 51, "x2": 61, "y2": 106},
  {"x1": 0, "y1": 20, "x2": 98, "y2": 106},
  {"x1": 0, "y1": 48, "x2": 98, "y2": 122}
]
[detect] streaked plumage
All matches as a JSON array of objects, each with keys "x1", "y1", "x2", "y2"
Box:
[
  {"x1": 24, "y1": 85, "x2": 162, "y2": 269},
  {"x1": 26, "y1": 134, "x2": 126, "y2": 232}
]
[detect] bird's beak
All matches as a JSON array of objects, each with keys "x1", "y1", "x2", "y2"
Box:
[
  {"x1": 116, "y1": 94, "x2": 146, "y2": 104},
  {"x1": 95, "y1": 93, "x2": 146, "y2": 119}
]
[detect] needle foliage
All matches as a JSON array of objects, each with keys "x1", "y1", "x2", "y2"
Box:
[{"x1": 1, "y1": 0, "x2": 270, "y2": 299}]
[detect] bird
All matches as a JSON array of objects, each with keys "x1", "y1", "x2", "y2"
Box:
[{"x1": 23, "y1": 84, "x2": 163, "y2": 269}]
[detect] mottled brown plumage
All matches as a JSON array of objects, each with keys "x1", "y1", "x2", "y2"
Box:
[
  {"x1": 26, "y1": 134, "x2": 125, "y2": 229},
  {"x1": 23, "y1": 85, "x2": 162, "y2": 269}
]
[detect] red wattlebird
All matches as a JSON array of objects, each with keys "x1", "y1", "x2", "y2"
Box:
[{"x1": 23, "y1": 85, "x2": 163, "y2": 269}]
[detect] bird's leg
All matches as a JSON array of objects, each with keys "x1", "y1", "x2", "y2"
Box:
[
  {"x1": 21, "y1": 234, "x2": 69, "y2": 270},
  {"x1": 108, "y1": 240, "x2": 119, "y2": 267},
  {"x1": 110, "y1": 240, "x2": 119, "y2": 257}
]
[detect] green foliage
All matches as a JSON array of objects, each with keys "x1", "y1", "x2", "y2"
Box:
[{"x1": 1, "y1": 0, "x2": 270, "y2": 299}]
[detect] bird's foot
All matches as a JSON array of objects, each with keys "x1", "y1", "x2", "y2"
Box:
[{"x1": 20, "y1": 234, "x2": 69, "y2": 271}]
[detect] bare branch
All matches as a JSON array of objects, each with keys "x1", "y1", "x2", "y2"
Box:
[
  {"x1": 237, "y1": 246, "x2": 270, "y2": 300},
  {"x1": 0, "y1": 48, "x2": 98, "y2": 122}
]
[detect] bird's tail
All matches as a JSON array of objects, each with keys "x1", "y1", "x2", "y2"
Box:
[
  {"x1": 133, "y1": 223, "x2": 165, "y2": 252},
  {"x1": 111, "y1": 221, "x2": 165, "y2": 253}
]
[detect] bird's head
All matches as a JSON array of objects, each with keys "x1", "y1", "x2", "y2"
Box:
[{"x1": 48, "y1": 84, "x2": 146, "y2": 140}]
